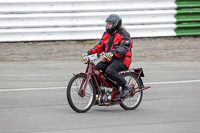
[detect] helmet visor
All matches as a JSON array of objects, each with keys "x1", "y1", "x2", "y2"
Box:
[{"x1": 106, "y1": 22, "x2": 113, "y2": 29}]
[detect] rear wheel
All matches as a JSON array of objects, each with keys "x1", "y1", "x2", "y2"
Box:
[
  {"x1": 120, "y1": 72, "x2": 143, "y2": 110},
  {"x1": 67, "y1": 74, "x2": 96, "y2": 113}
]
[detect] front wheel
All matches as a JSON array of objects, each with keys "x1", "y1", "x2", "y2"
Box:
[
  {"x1": 66, "y1": 74, "x2": 96, "y2": 113},
  {"x1": 120, "y1": 72, "x2": 143, "y2": 110}
]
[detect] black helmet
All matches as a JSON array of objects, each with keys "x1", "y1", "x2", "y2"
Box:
[{"x1": 105, "y1": 14, "x2": 122, "y2": 34}]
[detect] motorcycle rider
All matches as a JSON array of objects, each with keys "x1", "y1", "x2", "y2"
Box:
[{"x1": 82, "y1": 14, "x2": 133, "y2": 99}]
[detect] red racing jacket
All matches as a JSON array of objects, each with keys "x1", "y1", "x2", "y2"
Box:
[{"x1": 88, "y1": 28, "x2": 133, "y2": 68}]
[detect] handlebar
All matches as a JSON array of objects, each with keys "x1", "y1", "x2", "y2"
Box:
[{"x1": 82, "y1": 53, "x2": 106, "y2": 64}]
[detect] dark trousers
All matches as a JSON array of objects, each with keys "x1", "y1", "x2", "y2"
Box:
[{"x1": 95, "y1": 60, "x2": 128, "y2": 87}]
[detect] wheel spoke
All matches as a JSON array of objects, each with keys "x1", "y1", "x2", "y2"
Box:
[
  {"x1": 120, "y1": 73, "x2": 143, "y2": 110},
  {"x1": 67, "y1": 75, "x2": 94, "y2": 112},
  {"x1": 84, "y1": 93, "x2": 92, "y2": 98}
]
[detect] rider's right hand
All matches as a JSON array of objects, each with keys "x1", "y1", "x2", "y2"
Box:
[{"x1": 82, "y1": 52, "x2": 89, "y2": 58}]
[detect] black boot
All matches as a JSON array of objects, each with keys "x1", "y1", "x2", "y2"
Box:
[{"x1": 120, "y1": 83, "x2": 131, "y2": 99}]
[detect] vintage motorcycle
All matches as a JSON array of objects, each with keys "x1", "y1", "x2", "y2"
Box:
[{"x1": 66, "y1": 53, "x2": 150, "y2": 113}]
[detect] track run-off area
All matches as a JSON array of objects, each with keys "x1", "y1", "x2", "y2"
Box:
[{"x1": 0, "y1": 61, "x2": 200, "y2": 133}]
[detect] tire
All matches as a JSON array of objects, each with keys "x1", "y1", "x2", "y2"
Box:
[
  {"x1": 67, "y1": 74, "x2": 96, "y2": 113},
  {"x1": 120, "y1": 72, "x2": 143, "y2": 110}
]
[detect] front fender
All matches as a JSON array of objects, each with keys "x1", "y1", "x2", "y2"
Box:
[{"x1": 73, "y1": 72, "x2": 86, "y2": 76}]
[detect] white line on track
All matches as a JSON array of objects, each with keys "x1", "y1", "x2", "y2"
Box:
[
  {"x1": 0, "y1": 87, "x2": 66, "y2": 92},
  {"x1": 145, "y1": 80, "x2": 200, "y2": 85},
  {"x1": 0, "y1": 80, "x2": 200, "y2": 92}
]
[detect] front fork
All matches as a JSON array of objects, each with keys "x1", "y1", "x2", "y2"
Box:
[
  {"x1": 79, "y1": 75, "x2": 91, "y2": 97},
  {"x1": 79, "y1": 63, "x2": 95, "y2": 97}
]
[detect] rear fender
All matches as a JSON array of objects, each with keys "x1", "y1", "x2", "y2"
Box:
[
  {"x1": 131, "y1": 68, "x2": 144, "y2": 77},
  {"x1": 121, "y1": 68, "x2": 144, "y2": 77},
  {"x1": 120, "y1": 68, "x2": 144, "y2": 86}
]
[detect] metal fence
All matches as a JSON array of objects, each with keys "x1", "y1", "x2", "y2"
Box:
[{"x1": 0, "y1": 0, "x2": 199, "y2": 42}]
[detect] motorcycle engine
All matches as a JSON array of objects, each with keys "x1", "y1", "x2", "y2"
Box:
[{"x1": 98, "y1": 86, "x2": 113, "y2": 104}]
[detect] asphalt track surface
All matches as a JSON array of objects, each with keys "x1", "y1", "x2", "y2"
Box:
[{"x1": 0, "y1": 61, "x2": 200, "y2": 133}]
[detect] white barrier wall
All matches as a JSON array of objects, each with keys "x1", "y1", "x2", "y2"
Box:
[{"x1": 0, "y1": 0, "x2": 178, "y2": 42}]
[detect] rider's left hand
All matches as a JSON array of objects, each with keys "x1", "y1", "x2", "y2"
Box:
[
  {"x1": 105, "y1": 52, "x2": 113, "y2": 59},
  {"x1": 82, "y1": 52, "x2": 89, "y2": 58}
]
